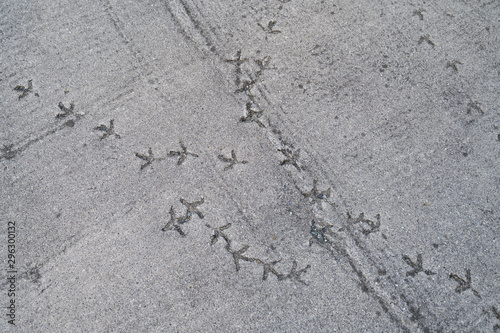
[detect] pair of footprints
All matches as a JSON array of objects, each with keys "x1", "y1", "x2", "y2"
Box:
[
  {"x1": 308, "y1": 214, "x2": 378, "y2": 248},
  {"x1": 13, "y1": 81, "x2": 79, "y2": 119}
]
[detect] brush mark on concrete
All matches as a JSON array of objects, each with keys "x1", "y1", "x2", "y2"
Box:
[
  {"x1": 326, "y1": 234, "x2": 413, "y2": 332},
  {"x1": 101, "y1": 0, "x2": 146, "y2": 68},
  {"x1": 160, "y1": 0, "x2": 218, "y2": 55},
  {"x1": 0, "y1": 117, "x2": 80, "y2": 162}
]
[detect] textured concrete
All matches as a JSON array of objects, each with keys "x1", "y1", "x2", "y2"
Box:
[{"x1": 1, "y1": 0, "x2": 499, "y2": 332}]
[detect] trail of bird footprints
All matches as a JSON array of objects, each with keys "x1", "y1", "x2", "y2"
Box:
[
  {"x1": 299, "y1": 179, "x2": 332, "y2": 204},
  {"x1": 161, "y1": 198, "x2": 311, "y2": 284},
  {"x1": 221, "y1": 48, "x2": 494, "y2": 331},
  {"x1": 6, "y1": 58, "x2": 489, "y2": 291},
  {"x1": 5, "y1": 39, "x2": 493, "y2": 329},
  {"x1": 205, "y1": 222, "x2": 311, "y2": 285},
  {"x1": 346, "y1": 212, "x2": 381, "y2": 235}
]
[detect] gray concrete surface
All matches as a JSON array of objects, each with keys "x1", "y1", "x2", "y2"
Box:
[{"x1": 1, "y1": 0, "x2": 499, "y2": 332}]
